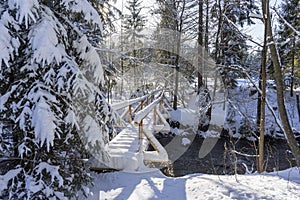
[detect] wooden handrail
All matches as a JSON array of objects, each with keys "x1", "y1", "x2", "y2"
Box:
[
  {"x1": 133, "y1": 92, "x2": 164, "y2": 124},
  {"x1": 111, "y1": 93, "x2": 150, "y2": 110},
  {"x1": 111, "y1": 89, "x2": 162, "y2": 111}
]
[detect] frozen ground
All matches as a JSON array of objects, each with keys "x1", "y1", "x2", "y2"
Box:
[{"x1": 85, "y1": 167, "x2": 300, "y2": 200}]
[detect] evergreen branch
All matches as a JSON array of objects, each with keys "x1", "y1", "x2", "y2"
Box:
[
  {"x1": 222, "y1": 14, "x2": 263, "y2": 47},
  {"x1": 273, "y1": 7, "x2": 300, "y2": 37}
]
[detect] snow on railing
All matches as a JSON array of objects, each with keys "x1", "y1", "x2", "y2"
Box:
[
  {"x1": 111, "y1": 93, "x2": 150, "y2": 111},
  {"x1": 111, "y1": 89, "x2": 161, "y2": 110},
  {"x1": 133, "y1": 92, "x2": 164, "y2": 124}
]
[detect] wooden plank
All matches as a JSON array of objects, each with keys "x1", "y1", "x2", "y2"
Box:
[
  {"x1": 143, "y1": 129, "x2": 160, "y2": 152},
  {"x1": 129, "y1": 105, "x2": 132, "y2": 123}
]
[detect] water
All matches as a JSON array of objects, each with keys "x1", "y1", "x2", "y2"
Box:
[{"x1": 153, "y1": 134, "x2": 296, "y2": 177}]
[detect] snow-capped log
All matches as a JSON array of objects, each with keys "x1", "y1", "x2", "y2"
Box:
[
  {"x1": 134, "y1": 92, "x2": 164, "y2": 124},
  {"x1": 111, "y1": 93, "x2": 151, "y2": 111},
  {"x1": 111, "y1": 89, "x2": 162, "y2": 110}
]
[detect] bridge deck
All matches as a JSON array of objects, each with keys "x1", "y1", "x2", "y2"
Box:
[
  {"x1": 91, "y1": 92, "x2": 170, "y2": 171},
  {"x1": 91, "y1": 116, "x2": 169, "y2": 171}
]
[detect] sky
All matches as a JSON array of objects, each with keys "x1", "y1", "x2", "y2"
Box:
[{"x1": 112, "y1": 0, "x2": 283, "y2": 49}]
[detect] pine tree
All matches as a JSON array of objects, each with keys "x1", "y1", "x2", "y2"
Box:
[
  {"x1": 0, "y1": 0, "x2": 113, "y2": 199},
  {"x1": 277, "y1": 0, "x2": 300, "y2": 96},
  {"x1": 122, "y1": 0, "x2": 146, "y2": 88},
  {"x1": 211, "y1": 0, "x2": 259, "y2": 88},
  {"x1": 155, "y1": 0, "x2": 191, "y2": 109},
  {"x1": 123, "y1": 0, "x2": 146, "y2": 43}
]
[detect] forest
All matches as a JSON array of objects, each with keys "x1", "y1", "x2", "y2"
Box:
[{"x1": 0, "y1": 0, "x2": 299, "y2": 199}]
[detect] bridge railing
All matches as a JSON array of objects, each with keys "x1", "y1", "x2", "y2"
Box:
[
  {"x1": 109, "y1": 90, "x2": 171, "y2": 165},
  {"x1": 133, "y1": 92, "x2": 163, "y2": 124},
  {"x1": 132, "y1": 91, "x2": 170, "y2": 155},
  {"x1": 111, "y1": 90, "x2": 164, "y2": 126}
]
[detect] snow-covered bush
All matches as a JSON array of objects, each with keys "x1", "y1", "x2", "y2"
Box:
[
  {"x1": 223, "y1": 79, "x2": 300, "y2": 139},
  {"x1": 224, "y1": 81, "x2": 258, "y2": 137},
  {"x1": 0, "y1": 0, "x2": 113, "y2": 199}
]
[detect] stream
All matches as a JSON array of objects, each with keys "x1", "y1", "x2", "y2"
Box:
[{"x1": 152, "y1": 133, "x2": 296, "y2": 177}]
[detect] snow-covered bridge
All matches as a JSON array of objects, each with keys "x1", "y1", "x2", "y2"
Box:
[{"x1": 90, "y1": 91, "x2": 171, "y2": 171}]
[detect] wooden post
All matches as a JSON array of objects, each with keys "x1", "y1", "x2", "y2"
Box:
[
  {"x1": 139, "y1": 122, "x2": 143, "y2": 140},
  {"x1": 153, "y1": 106, "x2": 157, "y2": 125},
  {"x1": 297, "y1": 95, "x2": 300, "y2": 122},
  {"x1": 143, "y1": 131, "x2": 159, "y2": 152},
  {"x1": 160, "y1": 95, "x2": 163, "y2": 112},
  {"x1": 129, "y1": 105, "x2": 132, "y2": 123},
  {"x1": 133, "y1": 103, "x2": 141, "y2": 113},
  {"x1": 138, "y1": 121, "x2": 143, "y2": 153}
]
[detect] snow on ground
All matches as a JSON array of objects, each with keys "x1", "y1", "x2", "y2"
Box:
[
  {"x1": 170, "y1": 108, "x2": 198, "y2": 127},
  {"x1": 230, "y1": 79, "x2": 300, "y2": 135},
  {"x1": 171, "y1": 90, "x2": 226, "y2": 128},
  {"x1": 86, "y1": 167, "x2": 300, "y2": 200},
  {"x1": 181, "y1": 138, "x2": 191, "y2": 146},
  {"x1": 210, "y1": 92, "x2": 226, "y2": 127}
]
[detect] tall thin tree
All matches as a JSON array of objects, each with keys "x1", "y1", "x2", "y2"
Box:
[
  {"x1": 259, "y1": 0, "x2": 269, "y2": 173},
  {"x1": 263, "y1": 0, "x2": 300, "y2": 167}
]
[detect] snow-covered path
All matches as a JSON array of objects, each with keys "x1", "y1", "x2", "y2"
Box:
[{"x1": 86, "y1": 168, "x2": 300, "y2": 200}]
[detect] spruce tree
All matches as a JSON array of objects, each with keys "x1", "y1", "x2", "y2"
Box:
[
  {"x1": 277, "y1": 0, "x2": 300, "y2": 96},
  {"x1": 0, "y1": 0, "x2": 113, "y2": 199},
  {"x1": 123, "y1": 0, "x2": 146, "y2": 42},
  {"x1": 122, "y1": 0, "x2": 146, "y2": 88},
  {"x1": 211, "y1": 0, "x2": 259, "y2": 87}
]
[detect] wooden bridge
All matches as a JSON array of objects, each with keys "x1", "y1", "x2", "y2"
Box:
[{"x1": 90, "y1": 91, "x2": 172, "y2": 171}]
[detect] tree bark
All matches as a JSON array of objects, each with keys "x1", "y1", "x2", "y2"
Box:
[
  {"x1": 197, "y1": 0, "x2": 204, "y2": 92},
  {"x1": 173, "y1": 0, "x2": 185, "y2": 110},
  {"x1": 204, "y1": 0, "x2": 209, "y2": 51},
  {"x1": 257, "y1": 58, "x2": 262, "y2": 130},
  {"x1": 259, "y1": 0, "x2": 268, "y2": 173},
  {"x1": 214, "y1": 0, "x2": 222, "y2": 64},
  {"x1": 263, "y1": 0, "x2": 300, "y2": 167},
  {"x1": 290, "y1": 36, "x2": 295, "y2": 97}
]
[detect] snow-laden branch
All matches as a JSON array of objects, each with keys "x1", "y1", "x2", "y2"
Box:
[
  {"x1": 8, "y1": 0, "x2": 39, "y2": 28},
  {"x1": 231, "y1": 150, "x2": 259, "y2": 157},
  {"x1": 61, "y1": 0, "x2": 103, "y2": 31},
  {"x1": 273, "y1": 7, "x2": 300, "y2": 37},
  {"x1": 225, "y1": 65, "x2": 285, "y2": 134},
  {"x1": 249, "y1": 13, "x2": 263, "y2": 21},
  {"x1": 222, "y1": 14, "x2": 263, "y2": 47}
]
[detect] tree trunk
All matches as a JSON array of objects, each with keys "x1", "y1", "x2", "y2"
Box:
[
  {"x1": 257, "y1": 64, "x2": 262, "y2": 130},
  {"x1": 197, "y1": 0, "x2": 204, "y2": 92},
  {"x1": 173, "y1": 65, "x2": 179, "y2": 110},
  {"x1": 214, "y1": 0, "x2": 222, "y2": 64},
  {"x1": 204, "y1": 0, "x2": 209, "y2": 51},
  {"x1": 259, "y1": 0, "x2": 268, "y2": 173},
  {"x1": 290, "y1": 36, "x2": 295, "y2": 97},
  {"x1": 173, "y1": 0, "x2": 186, "y2": 110},
  {"x1": 263, "y1": 0, "x2": 300, "y2": 167},
  {"x1": 212, "y1": 0, "x2": 222, "y2": 100}
]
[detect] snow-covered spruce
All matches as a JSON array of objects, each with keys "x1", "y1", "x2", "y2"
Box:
[{"x1": 0, "y1": 1, "x2": 113, "y2": 199}]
